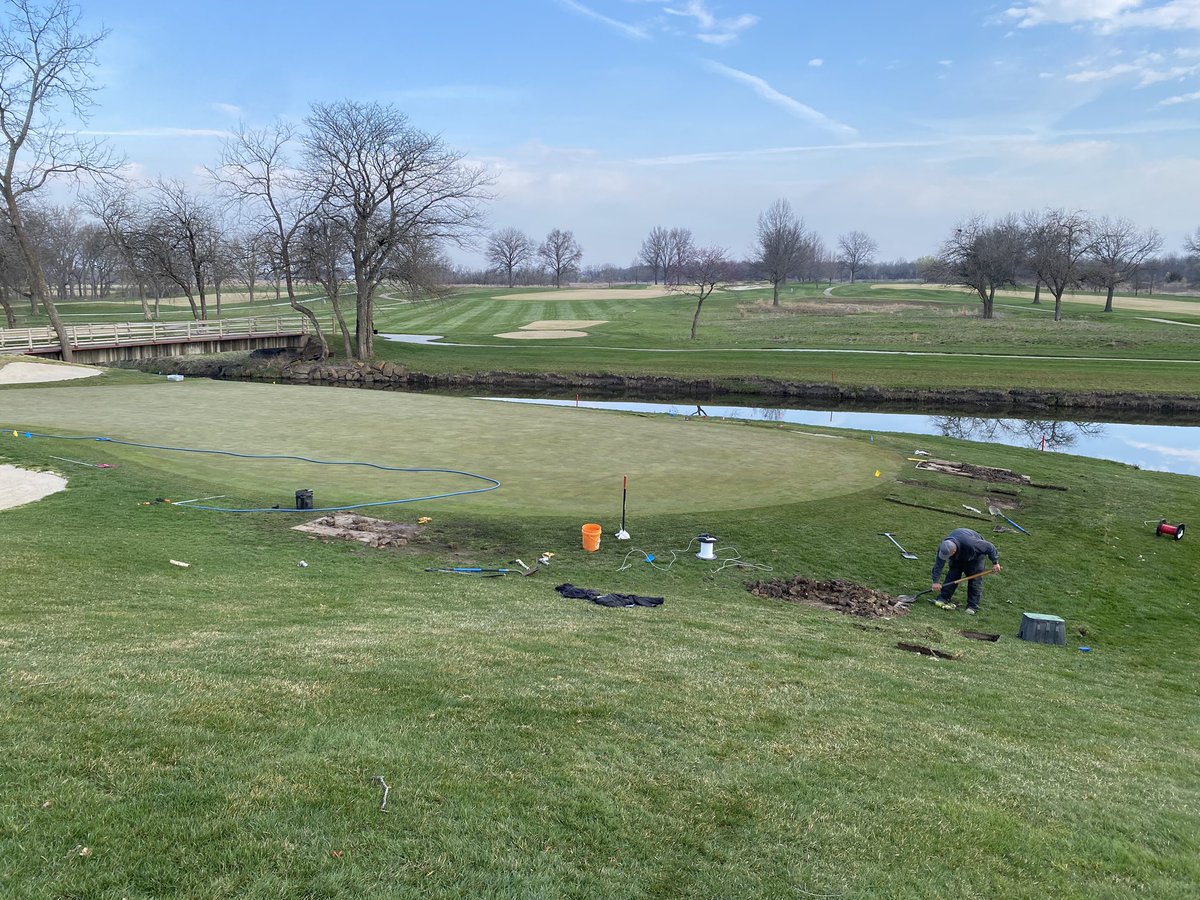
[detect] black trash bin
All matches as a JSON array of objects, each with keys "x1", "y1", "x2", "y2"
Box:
[{"x1": 295, "y1": 489, "x2": 313, "y2": 510}]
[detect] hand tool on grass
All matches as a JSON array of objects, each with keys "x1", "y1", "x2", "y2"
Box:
[
  {"x1": 986, "y1": 500, "x2": 1029, "y2": 534},
  {"x1": 880, "y1": 532, "x2": 918, "y2": 560},
  {"x1": 425, "y1": 562, "x2": 539, "y2": 577},
  {"x1": 897, "y1": 569, "x2": 994, "y2": 605},
  {"x1": 615, "y1": 475, "x2": 631, "y2": 540}
]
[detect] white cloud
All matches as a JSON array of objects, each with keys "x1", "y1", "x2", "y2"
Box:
[
  {"x1": 557, "y1": 0, "x2": 649, "y2": 40},
  {"x1": 938, "y1": 59, "x2": 953, "y2": 66},
  {"x1": 663, "y1": 0, "x2": 757, "y2": 44},
  {"x1": 808, "y1": 58, "x2": 823, "y2": 67},
  {"x1": 210, "y1": 102, "x2": 242, "y2": 118},
  {"x1": 1005, "y1": 0, "x2": 1200, "y2": 31},
  {"x1": 1124, "y1": 440, "x2": 1200, "y2": 467},
  {"x1": 1160, "y1": 89, "x2": 1200, "y2": 104},
  {"x1": 1066, "y1": 58, "x2": 1200, "y2": 86},
  {"x1": 704, "y1": 61, "x2": 858, "y2": 137}
]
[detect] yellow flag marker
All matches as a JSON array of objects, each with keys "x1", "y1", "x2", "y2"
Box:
[{"x1": 874, "y1": 470, "x2": 881, "y2": 477}]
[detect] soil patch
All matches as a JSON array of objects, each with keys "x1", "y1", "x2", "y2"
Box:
[
  {"x1": 747, "y1": 575, "x2": 908, "y2": 619},
  {"x1": 292, "y1": 514, "x2": 424, "y2": 549},
  {"x1": 916, "y1": 458, "x2": 1031, "y2": 486},
  {"x1": 494, "y1": 330, "x2": 589, "y2": 340},
  {"x1": 0, "y1": 464, "x2": 67, "y2": 511}
]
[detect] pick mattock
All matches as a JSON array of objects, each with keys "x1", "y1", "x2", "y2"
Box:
[{"x1": 897, "y1": 569, "x2": 995, "y2": 605}]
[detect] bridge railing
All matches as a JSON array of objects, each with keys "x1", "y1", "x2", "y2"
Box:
[{"x1": 0, "y1": 316, "x2": 312, "y2": 353}]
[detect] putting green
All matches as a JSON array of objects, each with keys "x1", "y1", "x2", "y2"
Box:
[{"x1": 1, "y1": 381, "x2": 893, "y2": 516}]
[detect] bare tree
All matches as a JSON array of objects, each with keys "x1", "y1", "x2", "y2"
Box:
[
  {"x1": 538, "y1": 228, "x2": 582, "y2": 288},
  {"x1": 296, "y1": 217, "x2": 352, "y2": 357},
  {"x1": 671, "y1": 245, "x2": 732, "y2": 339},
  {"x1": 755, "y1": 198, "x2": 806, "y2": 306},
  {"x1": 639, "y1": 225, "x2": 668, "y2": 284},
  {"x1": 661, "y1": 227, "x2": 694, "y2": 287},
  {"x1": 1087, "y1": 217, "x2": 1162, "y2": 313},
  {"x1": 146, "y1": 179, "x2": 222, "y2": 319},
  {"x1": 82, "y1": 183, "x2": 155, "y2": 319},
  {"x1": 0, "y1": 0, "x2": 121, "y2": 358},
  {"x1": 837, "y1": 230, "x2": 878, "y2": 283},
  {"x1": 304, "y1": 100, "x2": 491, "y2": 358},
  {"x1": 936, "y1": 214, "x2": 1024, "y2": 319},
  {"x1": 1184, "y1": 227, "x2": 1200, "y2": 256},
  {"x1": 211, "y1": 121, "x2": 330, "y2": 356},
  {"x1": 1024, "y1": 209, "x2": 1093, "y2": 322},
  {"x1": 486, "y1": 227, "x2": 533, "y2": 288}
]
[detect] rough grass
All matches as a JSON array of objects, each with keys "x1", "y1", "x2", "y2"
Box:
[{"x1": 1, "y1": 378, "x2": 1197, "y2": 898}]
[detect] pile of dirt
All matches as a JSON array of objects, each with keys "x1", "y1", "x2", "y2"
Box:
[
  {"x1": 292, "y1": 514, "x2": 423, "y2": 549},
  {"x1": 747, "y1": 576, "x2": 908, "y2": 619},
  {"x1": 916, "y1": 459, "x2": 1031, "y2": 486}
]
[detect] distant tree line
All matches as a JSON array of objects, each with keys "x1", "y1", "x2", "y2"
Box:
[{"x1": 4, "y1": 1, "x2": 1200, "y2": 352}]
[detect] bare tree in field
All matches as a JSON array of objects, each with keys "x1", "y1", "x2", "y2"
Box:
[
  {"x1": 538, "y1": 228, "x2": 583, "y2": 288},
  {"x1": 211, "y1": 122, "x2": 331, "y2": 357},
  {"x1": 837, "y1": 230, "x2": 878, "y2": 283},
  {"x1": 639, "y1": 225, "x2": 668, "y2": 284},
  {"x1": 1024, "y1": 208, "x2": 1093, "y2": 322},
  {"x1": 671, "y1": 245, "x2": 732, "y2": 339},
  {"x1": 0, "y1": 0, "x2": 122, "y2": 358},
  {"x1": 305, "y1": 101, "x2": 491, "y2": 358},
  {"x1": 1087, "y1": 217, "x2": 1162, "y2": 313},
  {"x1": 147, "y1": 179, "x2": 219, "y2": 319},
  {"x1": 661, "y1": 227, "x2": 694, "y2": 287},
  {"x1": 936, "y1": 214, "x2": 1024, "y2": 319},
  {"x1": 296, "y1": 217, "x2": 352, "y2": 357},
  {"x1": 1184, "y1": 227, "x2": 1200, "y2": 256},
  {"x1": 82, "y1": 183, "x2": 156, "y2": 319},
  {"x1": 755, "y1": 198, "x2": 806, "y2": 306},
  {"x1": 486, "y1": 227, "x2": 533, "y2": 287}
]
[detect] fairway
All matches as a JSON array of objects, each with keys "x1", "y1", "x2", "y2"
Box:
[{"x1": 1, "y1": 380, "x2": 890, "y2": 516}]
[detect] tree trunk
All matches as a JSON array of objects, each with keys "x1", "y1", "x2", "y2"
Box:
[
  {"x1": 329, "y1": 291, "x2": 353, "y2": 358},
  {"x1": 354, "y1": 273, "x2": 373, "y2": 359},
  {"x1": 1053, "y1": 290, "x2": 1064, "y2": 322},
  {"x1": 215, "y1": 280, "x2": 222, "y2": 316},
  {"x1": 1032, "y1": 280, "x2": 1041, "y2": 304},
  {"x1": 984, "y1": 286, "x2": 995, "y2": 319},
  {"x1": 5, "y1": 203, "x2": 73, "y2": 359},
  {"x1": 0, "y1": 285, "x2": 16, "y2": 327},
  {"x1": 772, "y1": 278, "x2": 781, "y2": 306},
  {"x1": 690, "y1": 294, "x2": 708, "y2": 340},
  {"x1": 1103, "y1": 285, "x2": 1114, "y2": 313}
]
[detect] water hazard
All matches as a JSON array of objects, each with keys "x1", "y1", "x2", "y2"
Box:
[{"x1": 477, "y1": 397, "x2": 1200, "y2": 479}]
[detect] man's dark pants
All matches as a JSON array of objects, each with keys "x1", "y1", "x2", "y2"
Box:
[{"x1": 937, "y1": 557, "x2": 987, "y2": 609}]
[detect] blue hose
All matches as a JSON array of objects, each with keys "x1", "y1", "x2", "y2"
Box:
[{"x1": 8, "y1": 429, "x2": 499, "y2": 512}]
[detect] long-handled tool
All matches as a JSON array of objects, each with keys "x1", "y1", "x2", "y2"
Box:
[
  {"x1": 615, "y1": 474, "x2": 630, "y2": 540},
  {"x1": 425, "y1": 562, "x2": 538, "y2": 577},
  {"x1": 898, "y1": 569, "x2": 994, "y2": 604},
  {"x1": 986, "y1": 500, "x2": 1029, "y2": 534},
  {"x1": 880, "y1": 532, "x2": 918, "y2": 560}
]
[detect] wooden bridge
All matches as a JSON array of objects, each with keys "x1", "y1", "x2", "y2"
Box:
[{"x1": 0, "y1": 316, "x2": 313, "y2": 364}]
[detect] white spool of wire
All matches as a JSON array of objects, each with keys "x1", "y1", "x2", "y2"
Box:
[{"x1": 696, "y1": 533, "x2": 717, "y2": 560}]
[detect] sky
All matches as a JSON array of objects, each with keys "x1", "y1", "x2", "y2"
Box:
[{"x1": 57, "y1": 0, "x2": 1200, "y2": 268}]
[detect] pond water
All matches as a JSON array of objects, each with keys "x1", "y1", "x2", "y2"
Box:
[{"x1": 477, "y1": 397, "x2": 1200, "y2": 479}]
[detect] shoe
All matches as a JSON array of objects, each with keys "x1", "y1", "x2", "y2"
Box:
[{"x1": 965, "y1": 607, "x2": 977, "y2": 615}]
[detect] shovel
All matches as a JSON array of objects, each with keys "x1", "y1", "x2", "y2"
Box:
[
  {"x1": 897, "y1": 569, "x2": 993, "y2": 604},
  {"x1": 880, "y1": 532, "x2": 918, "y2": 560}
]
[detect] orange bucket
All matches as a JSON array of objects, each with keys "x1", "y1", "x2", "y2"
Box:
[{"x1": 581, "y1": 523, "x2": 602, "y2": 552}]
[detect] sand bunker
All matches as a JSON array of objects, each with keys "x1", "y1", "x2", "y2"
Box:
[
  {"x1": 494, "y1": 330, "x2": 590, "y2": 340},
  {"x1": 0, "y1": 464, "x2": 67, "y2": 511},
  {"x1": 522, "y1": 320, "x2": 607, "y2": 330},
  {"x1": 0, "y1": 360, "x2": 103, "y2": 385},
  {"x1": 498, "y1": 288, "x2": 673, "y2": 301}
]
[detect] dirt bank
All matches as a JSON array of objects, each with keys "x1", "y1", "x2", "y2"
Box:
[{"x1": 115, "y1": 355, "x2": 1200, "y2": 417}]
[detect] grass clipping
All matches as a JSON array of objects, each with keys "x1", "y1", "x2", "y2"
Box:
[{"x1": 747, "y1": 576, "x2": 909, "y2": 619}]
